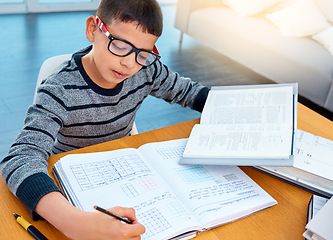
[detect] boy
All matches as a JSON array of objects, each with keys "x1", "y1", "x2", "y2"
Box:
[{"x1": 0, "y1": 0, "x2": 209, "y2": 239}]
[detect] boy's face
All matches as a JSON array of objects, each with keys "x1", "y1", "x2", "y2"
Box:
[{"x1": 83, "y1": 16, "x2": 159, "y2": 89}]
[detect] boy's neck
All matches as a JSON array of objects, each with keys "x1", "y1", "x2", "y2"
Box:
[{"x1": 81, "y1": 53, "x2": 119, "y2": 89}]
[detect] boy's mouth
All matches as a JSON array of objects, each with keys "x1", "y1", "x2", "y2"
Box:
[{"x1": 112, "y1": 70, "x2": 127, "y2": 79}]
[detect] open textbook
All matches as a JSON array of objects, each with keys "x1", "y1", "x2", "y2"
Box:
[
  {"x1": 53, "y1": 138, "x2": 277, "y2": 240},
  {"x1": 255, "y1": 129, "x2": 333, "y2": 197},
  {"x1": 180, "y1": 83, "x2": 298, "y2": 166}
]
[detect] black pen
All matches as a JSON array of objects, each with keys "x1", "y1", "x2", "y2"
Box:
[
  {"x1": 94, "y1": 205, "x2": 133, "y2": 224},
  {"x1": 13, "y1": 213, "x2": 48, "y2": 240}
]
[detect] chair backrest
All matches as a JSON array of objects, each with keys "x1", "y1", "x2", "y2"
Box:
[
  {"x1": 34, "y1": 54, "x2": 138, "y2": 135},
  {"x1": 34, "y1": 54, "x2": 72, "y2": 104}
]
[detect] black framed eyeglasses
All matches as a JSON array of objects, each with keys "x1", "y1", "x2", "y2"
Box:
[{"x1": 96, "y1": 16, "x2": 161, "y2": 67}]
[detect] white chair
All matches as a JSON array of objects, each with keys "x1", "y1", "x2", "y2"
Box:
[
  {"x1": 34, "y1": 54, "x2": 72, "y2": 103},
  {"x1": 34, "y1": 54, "x2": 138, "y2": 135}
]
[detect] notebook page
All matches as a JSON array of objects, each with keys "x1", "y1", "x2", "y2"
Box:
[
  {"x1": 140, "y1": 139, "x2": 277, "y2": 228},
  {"x1": 54, "y1": 148, "x2": 200, "y2": 240}
]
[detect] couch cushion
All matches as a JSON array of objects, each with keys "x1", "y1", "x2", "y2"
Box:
[
  {"x1": 313, "y1": 27, "x2": 333, "y2": 56},
  {"x1": 266, "y1": 0, "x2": 330, "y2": 37},
  {"x1": 222, "y1": 0, "x2": 281, "y2": 16},
  {"x1": 187, "y1": 7, "x2": 333, "y2": 110},
  {"x1": 314, "y1": 0, "x2": 333, "y2": 24}
]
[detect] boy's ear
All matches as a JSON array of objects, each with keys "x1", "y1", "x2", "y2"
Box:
[{"x1": 85, "y1": 16, "x2": 97, "y2": 42}]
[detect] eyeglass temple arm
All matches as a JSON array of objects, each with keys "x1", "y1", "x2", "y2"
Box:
[
  {"x1": 97, "y1": 15, "x2": 160, "y2": 56},
  {"x1": 153, "y1": 45, "x2": 159, "y2": 55}
]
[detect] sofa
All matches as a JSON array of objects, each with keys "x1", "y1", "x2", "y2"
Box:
[{"x1": 174, "y1": 0, "x2": 333, "y2": 113}]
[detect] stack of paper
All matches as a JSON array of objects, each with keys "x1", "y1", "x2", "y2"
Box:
[{"x1": 304, "y1": 196, "x2": 333, "y2": 240}]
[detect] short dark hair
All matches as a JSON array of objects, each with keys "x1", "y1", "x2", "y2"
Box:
[{"x1": 96, "y1": 0, "x2": 163, "y2": 37}]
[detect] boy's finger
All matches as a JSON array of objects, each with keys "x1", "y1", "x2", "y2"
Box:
[
  {"x1": 109, "y1": 206, "x2": 137, "y2": 221},
  {"x1": 123, "y1": 221, "x2": 146, "y2": 235}
]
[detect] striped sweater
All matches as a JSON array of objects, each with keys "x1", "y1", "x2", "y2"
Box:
[{"x1": 0, "y1": 46, "x2": 209, "y2": 213}]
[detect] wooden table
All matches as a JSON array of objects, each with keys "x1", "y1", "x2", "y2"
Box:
[{"x1": 1, "y1": 103, "x2": 333, "y2": 240}]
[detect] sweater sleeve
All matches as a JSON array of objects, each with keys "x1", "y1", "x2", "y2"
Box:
[
  {"x1": 147, "y1": 60, "x2": 210, "y2": 111},
  {"x1": 0, "y1": 94, "x2": 64, "y2": 212},
  {"x1": 192, "y1": 87, "x2": 210, "y2": 112}
]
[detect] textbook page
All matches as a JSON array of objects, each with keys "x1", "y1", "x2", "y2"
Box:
[
  {"x1": 140, "y1": 139, "x2": 277, "y2": 229},
  {"x1": 181, "y1": 84, "x2": 296, "y2": 165},
  {"x1": 183, "y1": 124, "x2": 292, "y2": 159},
  {"x1": 200, "y1": 84, "x2": 294, "y2": 125},
  {"x1": 53, "y1": 148, "x2": 201, "y2": 240}
]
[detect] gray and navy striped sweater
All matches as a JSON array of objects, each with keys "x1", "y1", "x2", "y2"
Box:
[{"x1": 0, "y1": 46, "x2": 209, "y2": 213}]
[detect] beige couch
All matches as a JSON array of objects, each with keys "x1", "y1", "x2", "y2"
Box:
[{"x1": 174, "y1": 0, "x2": 333, "y2": 112}]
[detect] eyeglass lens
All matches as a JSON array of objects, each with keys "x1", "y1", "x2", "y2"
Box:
[{"x1": 109, "y1": 39, "x2": 157, "y2": 66}]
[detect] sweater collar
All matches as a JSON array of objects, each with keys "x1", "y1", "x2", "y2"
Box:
[{"x1": 73, "y1": 46, "x2": 124, "y2": 96}]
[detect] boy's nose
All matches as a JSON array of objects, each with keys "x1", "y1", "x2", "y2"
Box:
[{"x1": 120, "y1": 52, "x2": 137, "y2": 68}]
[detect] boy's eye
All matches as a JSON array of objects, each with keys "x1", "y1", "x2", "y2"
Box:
[
  {"x1": 138, "y1": 52, "x2": 149, "y2": 61},
  {"x1": 110, "y1": 40, "x2": 131, "y2": 54},
  {"x1": 113, "y1": 42, "x2": 126, "y2": 50}
]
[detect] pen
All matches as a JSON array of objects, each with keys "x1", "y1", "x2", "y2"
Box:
[
  {"x1": 13, "y1": 213, "x2": 48, "y2": 240},
  {"x1": 94, "y1": 205, "x2": 133, "y2": 224}
]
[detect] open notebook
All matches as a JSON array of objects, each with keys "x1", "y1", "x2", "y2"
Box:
[{"x1": 53, "y1": 138, "x2": 277, "y2": 240}]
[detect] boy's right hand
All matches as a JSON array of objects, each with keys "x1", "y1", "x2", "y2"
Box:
[
  {"x1": 35, "y1": 191, "x2": 145, "y2": 240},
  {"x1": 69, "y1": 206, "x2": 146, "y2": 240}
]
